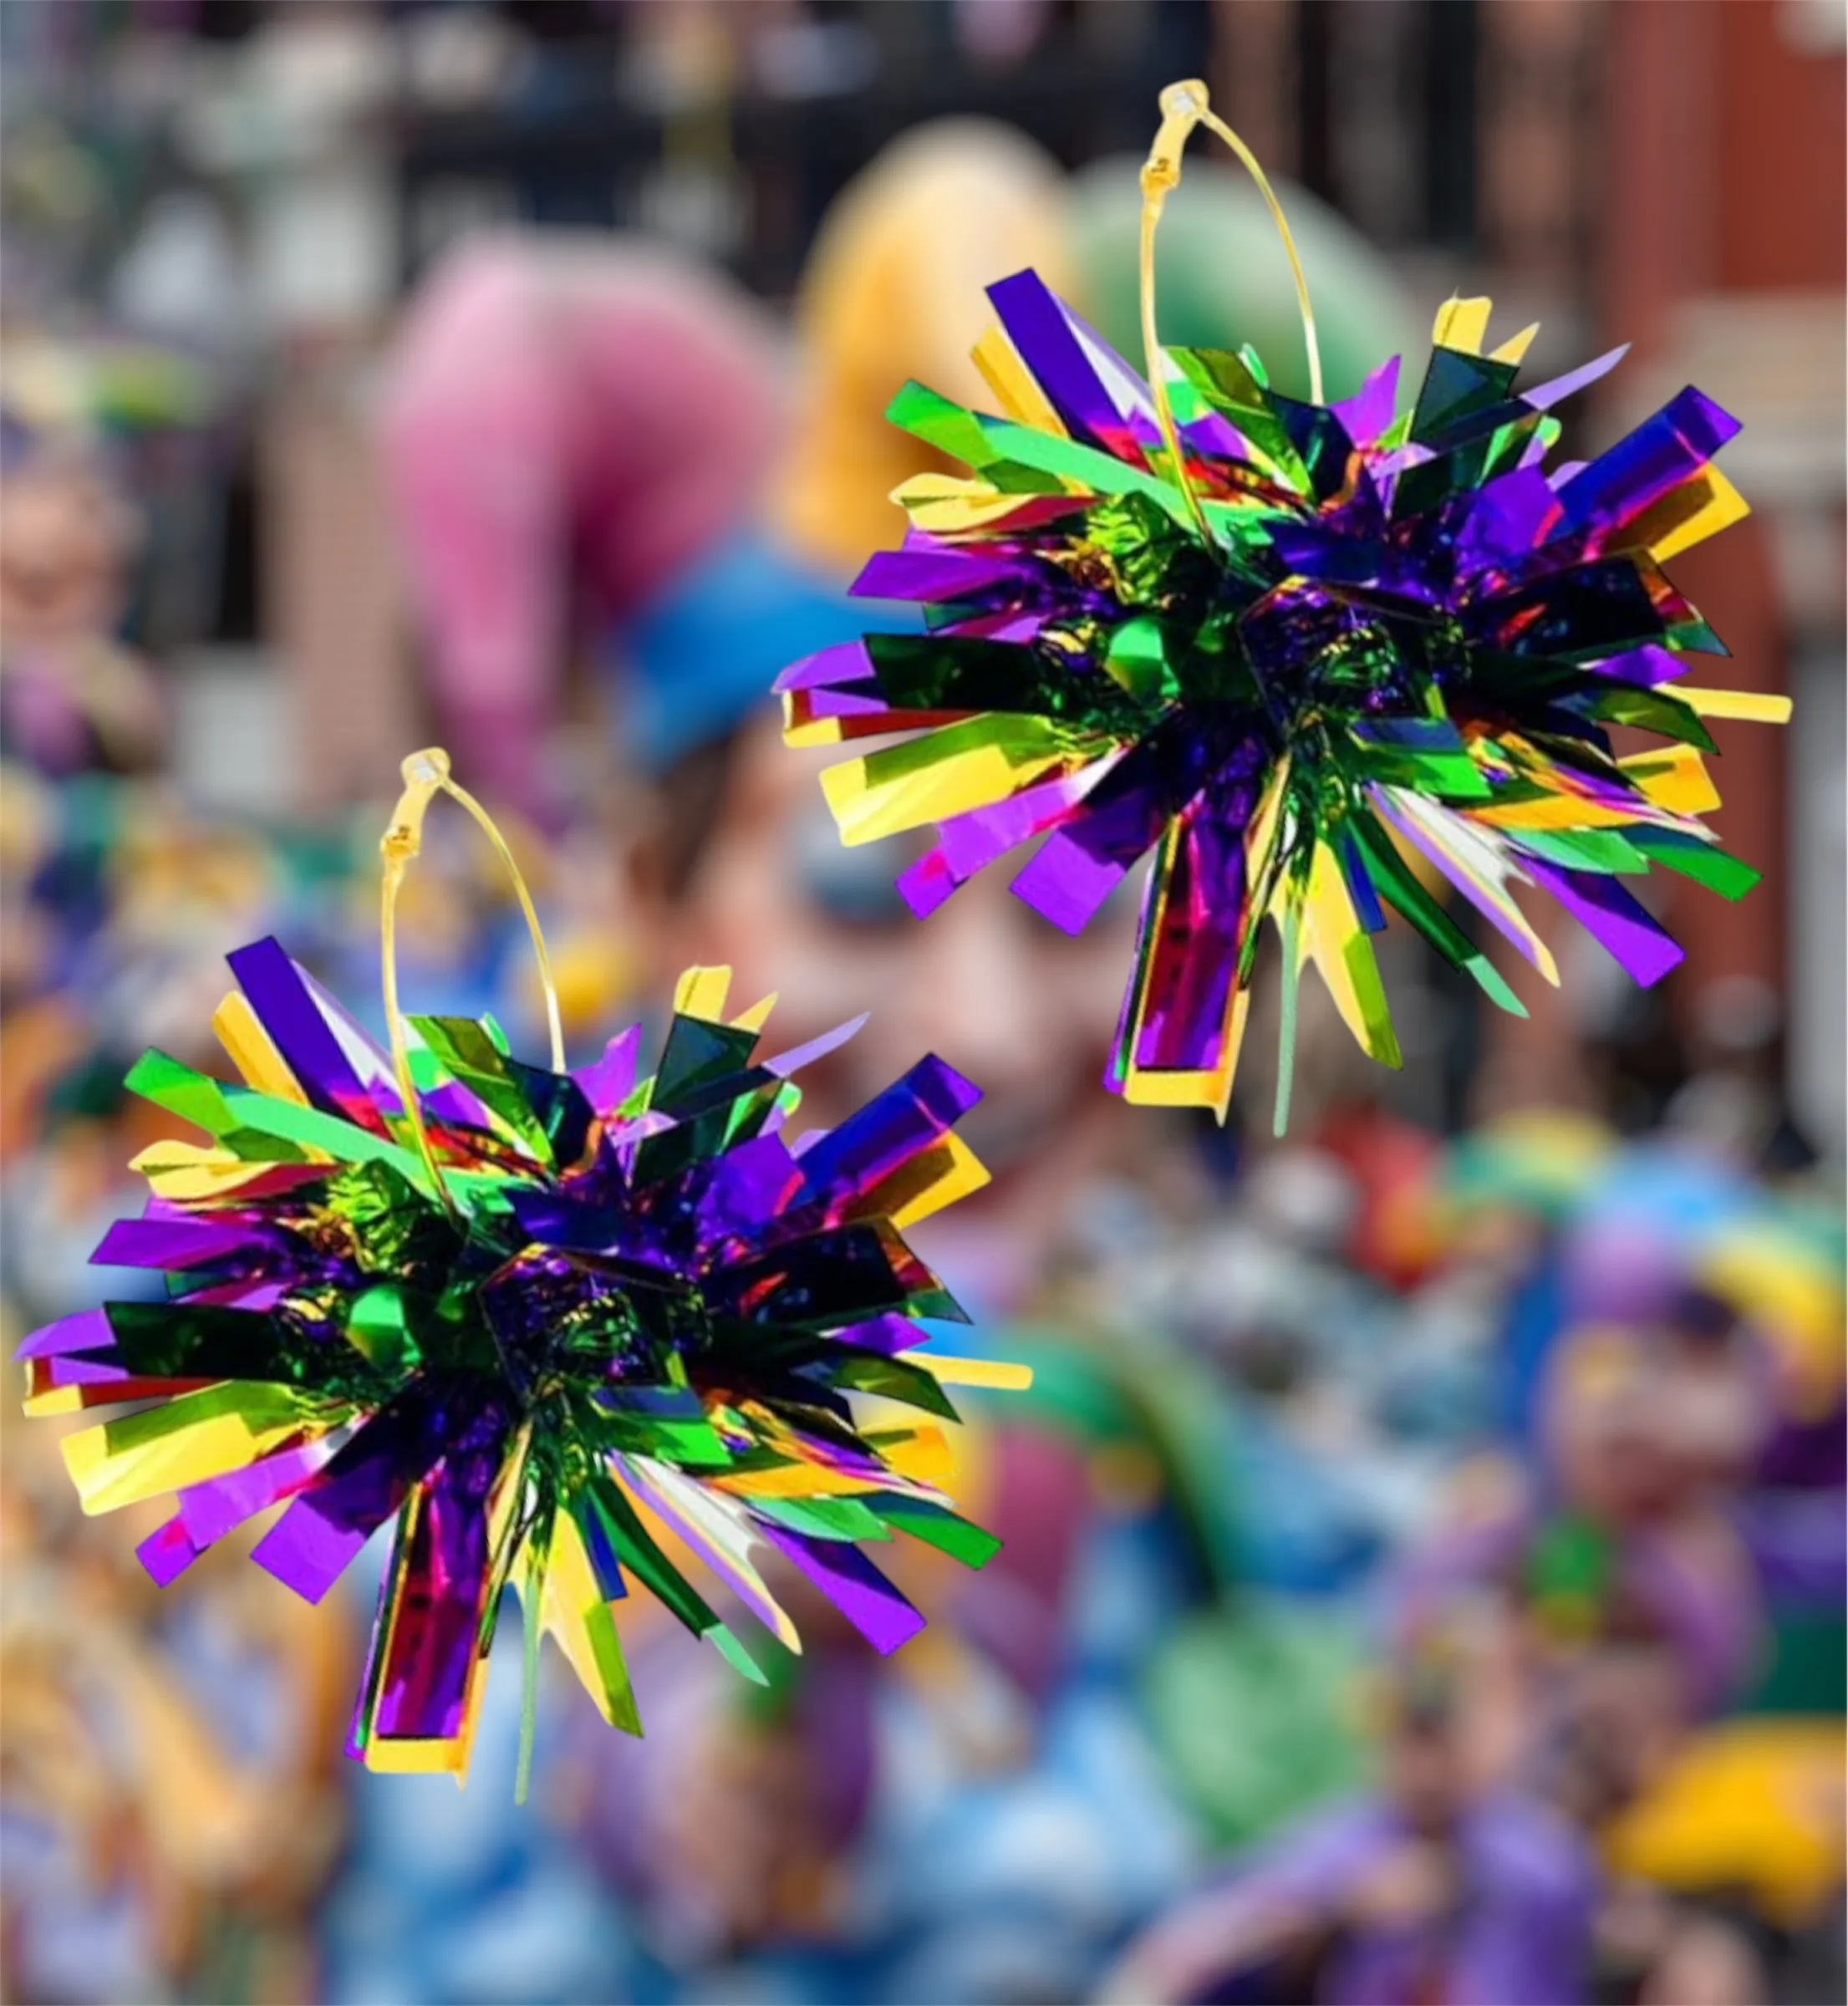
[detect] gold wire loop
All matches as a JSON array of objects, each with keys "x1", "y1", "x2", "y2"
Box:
[
  {"x1": 1138, "y1": 78, "x2": 1324, "y2": 547},
  {"x1": 379, "y1": 748, "x2": 565, "y2": 1214}
]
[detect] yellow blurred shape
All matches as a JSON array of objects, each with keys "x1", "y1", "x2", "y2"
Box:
[
  {"x1": 1604, "y1": 1719, "x2": 1846, "y2": 1928},
  {"x1": 1701, "y1": 1231, "x2": 1845, "y2": 1419}
]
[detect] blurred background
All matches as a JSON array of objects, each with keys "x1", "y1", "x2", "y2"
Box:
[{"x1": 1, "y1": 3, "x2": 1842, "y2": 2002}]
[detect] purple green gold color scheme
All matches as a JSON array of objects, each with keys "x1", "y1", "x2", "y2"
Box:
[
  {"x1": 777, "y1": 278, "x2": 1789, "y2": 1124},
  {"x1": 16, "y1": 945, "x2": 1018, "y2": 1784}
]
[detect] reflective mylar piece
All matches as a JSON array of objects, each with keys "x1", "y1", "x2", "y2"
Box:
[
  {"x1": 18, "y1": 943, "x2": 1021, "y2": 1782},
  {"x1": 778, "y1": 276, "x2": 1788, "y2": 1123}
]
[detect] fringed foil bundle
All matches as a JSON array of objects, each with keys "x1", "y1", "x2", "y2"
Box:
[
  {"x1": 18, "y1": 941, "x2": 1018, "y2": 1779},
  {"x1": 779, "y1": 272, "x2": 1787, "y2": 1120}
]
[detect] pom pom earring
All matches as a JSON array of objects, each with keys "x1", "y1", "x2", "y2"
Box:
[
  {"x1": 780, "y1": 80, "x2": 1788, "y2": 1128},
  {"x1": 18, "y1": 750, "x2": 1025, "y2": 1794}
]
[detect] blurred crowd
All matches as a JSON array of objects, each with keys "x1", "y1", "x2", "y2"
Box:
[{"x1": 2, "y1": 4, "x2": 1843, "y2": 2004}]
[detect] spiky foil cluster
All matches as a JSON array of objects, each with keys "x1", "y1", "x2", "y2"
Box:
[
  {"x1": 18, "y1": 940, "x2": 1014, "y2": 1777},
  {"x1": 779, "y1": 273, "x2": 1787, "y2": 1118}
]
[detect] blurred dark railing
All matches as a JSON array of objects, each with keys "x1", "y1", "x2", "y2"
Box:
[{"x1": 393, "y1": 1, "x2": 1215, "y2": 298}]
